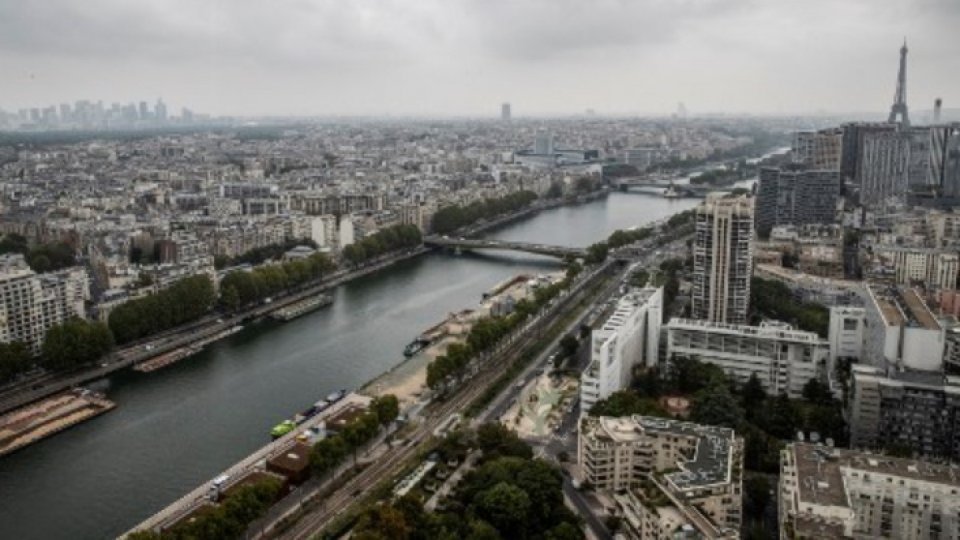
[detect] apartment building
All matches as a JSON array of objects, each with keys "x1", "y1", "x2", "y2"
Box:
[
  {"x1": 865, "y1": 245, "x2": 959, "y2": 290},
  {"x1": 664, "y1": 318, "x2": 831, "y2": 398},
  {"x1": 756, "y1": 167, "x2": 840, "y2": 234},
  {"x1": 691, "y1": 194, "x2": 754, "y2": 325},
  {"x1": 862, "y1": 285, "x2": 944, "y2": 371},
  {"x1": 580, "y1": 287, "x2": 662, "y2": 413},
  {"x1": 780, "y1": 442, "x2": 960, "y2": 539},
  {"x1": 578, "y1": 415, "x2": 743, "y2": 539},
  {"x1": 848, "y1": 364, "x2": 960, "y2": 461},
  {"x1": 0, "y1": 254, "x2": 89, "y2": 355},
  {"x1": 793, "y1": 129, "x2": 843, "y2": 171}
]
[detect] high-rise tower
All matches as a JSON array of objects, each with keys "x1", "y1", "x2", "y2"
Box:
[
  {"x1": 888, "y1": 40, "x2": 910, "y2": 127},
  {"x1": 501, "y1": 102, "x2": 511, "y2": 122},
  {"x1": 691, "y1": 194, "x2": 754, "y2": 325}
]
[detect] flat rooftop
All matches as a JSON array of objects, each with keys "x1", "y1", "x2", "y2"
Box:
[
  {"x1": 791, "y1": 443, "x2": 960, "y2": 511},
  {"x1": 868, "y1": 285, "x2": 940, "y2": 330}
]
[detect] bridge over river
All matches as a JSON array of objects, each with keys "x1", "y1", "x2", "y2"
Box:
[
  {"x1": 423, "y1": 235, "x2": 586, "y2": 259},
  {"x1": 612, "y1": 178, "x2": 737, "y2": 197}
]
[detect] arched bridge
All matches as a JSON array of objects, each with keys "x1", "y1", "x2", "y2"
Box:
[{"x1": 423, "y1": 235, "x2": 586, "y2": 259}]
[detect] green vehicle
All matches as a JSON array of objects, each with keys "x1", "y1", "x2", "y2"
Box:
[{"x1": 270, "y1": 420, "x2": 296, "y2": 439}]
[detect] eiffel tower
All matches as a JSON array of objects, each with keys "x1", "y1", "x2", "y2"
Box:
[{"x1": 888, "y1": 39, "x2": 910, "y2": 127}]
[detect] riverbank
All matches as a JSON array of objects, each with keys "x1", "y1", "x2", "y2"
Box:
[{"x1": 357, "y1": 272, "x2": 558, "y2": 408}]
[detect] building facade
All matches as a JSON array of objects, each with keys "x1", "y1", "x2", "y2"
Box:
[
  {"x1": 848, "y1": 365, "x2": 960, "y2": 461},
  {"x1": 756, "y1": 167, "x2": 840, "y2": 234},
  {"x1": 691, "y1": 194, "x2": 754, "y2": 324},
  {"x1": 0, "y1": 254, "x2": 89, "y2": 355},
  {"x1": 827, "y1": 306, "x2": 865, "y2": 365},
  {"x1": 665, "y1": 318, "x2": 832, "y2": 398},
  {"x1": 780, "y1": 442, "x2": 960, "y2": 539},
  {"x1": 580, "y1": 287, "x2": 662, "y2": 413}
]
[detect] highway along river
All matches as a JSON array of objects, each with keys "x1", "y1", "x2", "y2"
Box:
[{"x1": 0, "y1": 191, "x2": 698, "y2": 540}]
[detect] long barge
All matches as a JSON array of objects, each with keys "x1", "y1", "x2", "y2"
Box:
[
  {"x1": 270, "y1": 294, "x2": 333, "y2": 322},
  {"x1": 0, "y1": 388, "x2": 115, "y2": 458},
  {"x1": 134, "y1": 325, "x2": 243, "y2": 373}
]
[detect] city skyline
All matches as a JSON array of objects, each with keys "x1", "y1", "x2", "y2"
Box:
[{"x1": 1, "y1": 0, "x2": 959, "y2": 118}]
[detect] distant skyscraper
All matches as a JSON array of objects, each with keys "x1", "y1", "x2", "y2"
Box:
[
  {"x1": 691, "y1": 194, "x2": 754, "y2": 325},
  {"x1": 888, "y1": 40, "x2": 910, "y2": 127},
  {"x1": 155, "y1": 99, "x2": 167, "y2": 123},
  {"x1": 677, "y1": 102, "x2": 688, "y2": 120},
  {"x1": 500, "y1": 102, "x2": 511, "y2": 122},
  {"x1": 138, "y1": 101, "x2": 149, "y2": 121}
]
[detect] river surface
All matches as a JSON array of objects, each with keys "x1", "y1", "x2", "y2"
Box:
[{"x1": 0, "y1": 192, "x2": 698, "y2": 540}]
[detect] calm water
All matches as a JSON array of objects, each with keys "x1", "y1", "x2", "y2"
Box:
[{"x1": 0, "y1": 192, "x2": 698, "y2": 540}]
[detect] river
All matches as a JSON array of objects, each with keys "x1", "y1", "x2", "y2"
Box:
[{"x1": 0, "y1": 192, "x2": 699, "y2": 540}]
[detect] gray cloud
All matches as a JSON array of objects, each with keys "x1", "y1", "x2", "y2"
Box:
[{"x1": 0, "y1": 0, "x2": 957, "y2": 117}]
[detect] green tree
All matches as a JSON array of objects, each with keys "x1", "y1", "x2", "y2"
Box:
[
  {"x1": 690, "y1": 382, "x2": 743, "y2": 429},
  {"x1": 474, "y1": 482, "x2": 531, "y2": 534},
  {"x1": 475, "y1": 422, "x2": 534, "y2": 462},
  {"x1": 558, "y1": 334, "x2": 579, "y2": 358},
  {"x1": 372, "y1": 394, "x2": 400, "y2": 426},
  {"x1": 310, "y1": 434, "x2": 348, "y2": 475},
  {"x1": 0, "y1": 342, "x2": 32, "y2": 383},
  {"x1": 42, "y1": 318, "x2": 114, "y2": 371},
  {"x1": 743, "y1": 474, "x2": 772, "y2": 521}
]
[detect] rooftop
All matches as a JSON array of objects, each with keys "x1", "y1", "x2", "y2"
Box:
[
  {"x1": 666, "y1": 317, "x2": 826, "y2": 344},
  {"x1": 868, "y1": 285, "x2": 940, "y2": 330},
  {"x1": 596, "y1": 415, "x2": 737, "y2": 490},
  {"x1": 790, "y1": 443, "x2": 960, "y2": 511}
]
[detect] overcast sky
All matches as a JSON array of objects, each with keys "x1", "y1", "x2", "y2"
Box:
[{"x1": 1, "y1": 0, "x2": 957, "y2": 118}]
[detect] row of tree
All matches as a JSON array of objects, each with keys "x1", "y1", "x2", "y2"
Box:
[
  {"x1": 341, "y1": 224, "x2": 423, "y2": 268},
  {"x1": 0, "y1": 318, "x2": 114, "y2": 383},
  {"x1": 219, "y1": 252, "x2": 337, "y2": 311},
  {"x1": 128, "y1": 477, "x2": 283, "y2": 540},
  {"x1": 0, "y1": 342, "x2": 32, "y2": 383},
  {"x1": 0, "y1": 234, "x2": 76, "y2": 273},
  {"x1": 430, "y1": 191, "x2": 538, "y2": 235},
  {"x1": 108, "y1": 275, "x2": 217, "y2": 344},
  {"x1": 42, "y1": 318, "x2": 114, "y2": 371},
  {"x1": 213, "y1": 238, "x2": 319, "y2": 269},
  {"x1": 351, "y1": 424, "x2": 582, "y2": 540},
  {"x1": 750, "y1": 276, "x2": 829, "y2": 337},
  {"x1": 309, "y1": 394, "x2": 400, "y2": 477},
  {"x1": 589, "y1": 356, "x2": 847, "y2": 473},
  {"x1": 426, "y1": 270, "x2": 577, "y2": 391}
]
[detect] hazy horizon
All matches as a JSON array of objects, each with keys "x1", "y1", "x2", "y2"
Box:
[{"x1": 2, "y1": 0, "x2": 958, "y2": 118}]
